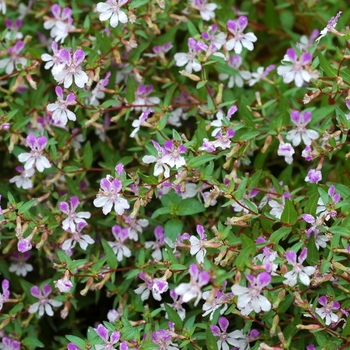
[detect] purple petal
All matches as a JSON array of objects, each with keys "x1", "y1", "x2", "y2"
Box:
[
  {"x1": 210, "y1": 325, "x2": 221, "y2": 336},
  {"x1": 70, "y1": 196, "x2": 79, "y2": 211},
  {"x1": 59, "y1": 49, "x2": 71, "y2": 65},
  {"x1": 332, "y1": 301, "x2": 340, "y2": 309},
  {"x1": 100, "y1": 178, "x2": 111, "y2": 192},
  {"x1": 14, "y1": 41, "x2": 24, "y2": 53},
  {"x1": 285, "y1": 250, "x2": 297, "y2": 265},
  {"x1": 227, "y1": 105, "x2": 238, "y2": 119},
  {"x1": 196, "y1": 225, "x2": 205, "y2": 239},
  {"x1": 73, "y1": 49, "x2": 85, "y2": 65},
  {"x1": 300, "y1": 52, "x2": 312, "y2": 65},
  {"x1": 202, "y1": 32, "x2": 210, "y2": 40},
  {"x1": 26, "y1": 134, "x2": 37, "y2": 149},
  {"x1": 286, "y1": 48, "x2": 297, "y2": 62},
  {"x1": 189, "y1": 263, "x2": 198, "y2": 279},
  {"x1": 318, "y1": 296, "x2": 327, "y2": 306},
  {"x1": 51, "y1": 4, "x2": 61, "y2": 17},
  {"x1": 2, "y1": 279, "x2": 9, "y2": 291},
  {"x1": 120, "y1": 341, "x2": 128, "y2": 350},
  {"x1": 237, "y1": 16, "x2": 248, "y2": 31},
  {"x1": 302, "y1": 214, "x2": 315, "y2": 224},
  {"x1": 66, "y1": 92, "x2": 76, "y2": 104},
  {"x1": 164, "y1": 140, "x2": 174, "y2": 152},
  {"x1": 55, "y1": 86, "x2": 63, "y2": 100},
  {"x1": 257, "y1": 272, "x2": 271, "y2": 288},
  {"x1": 198, "y1": 271, "x2": 210, "y2": 286},
  {"x1": 37, "y1": 136, "x2": 48, "y2": 151},
  {"x1": 299, "y1": 247, "x2": 308, "y2": 263},
  {"x1": 302, "y1": 111, "x2": 312, "y2": 125},
  {"x1": 290, "y1": 110, "x2": 301, "y2": 125},
  {"x1": 227, "y1": 20, "x2": 237, "y2": 33},
  {"x1": 218, "y1": 316, "x2": 229, "y2": 332},
  {"x1": 96, "y1": 324, "x2": 109, "y2": 342},
  {"x1": 30, "y1": 286, "x2": 41, "y2": 298},
  {"x1": 111, "y1": 179, "x2": 122, "y2": 192},
  {"x1": 58, "y1": 201, "x2": 70, "y2": 214},
  {"x1": 43, "y1": 284, "x2": 52, "y2": 296},
  {"x1": 110, "y1": 331, "x2": 121, "y2": 344}
]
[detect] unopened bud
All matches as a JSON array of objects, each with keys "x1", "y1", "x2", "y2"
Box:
[
  {"x1": 270, "y1": 315, "x2": 279, "y2": 336},
  {"x1": 179, "y1": 70, "x2": 201, "y2": 81},
  {"x1": 80, "y1": 277, "x2": 94, "y2": 296},
  {"x1": 262, "y1": 135, "x2": 272, "y2": 153},
  {"x1": 273, "y1": 289, "x2": 286, "y2": 309},
  {"x1": 296, "y1": 324, "x2": 321, "y2": 330},
  {"x1": 26, "y1": 74, "x2": 37, "y2": 89},
  {"x1": 235, "y1": 271, "x2": 241, "y2": 284}
]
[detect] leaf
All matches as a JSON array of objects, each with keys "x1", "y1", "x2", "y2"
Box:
[
  {"x1": 281, "y1": 199, "x2": 298, "y2": 225},
  {"x1": 130, "y1": 0, "x2": 150, "y2": 8},
  {"x1": 187, "y1": 155, "x2": 217, "y2": 168},
  {"x1": 306, "y1": 233, "x2": 320, "y2": 265},
  {"x1": 151, "y1": 207, "x2": 170, "y2": 219},
  {"x1": 160, "y1": 192, "x2": 182, "y2": 208},
  {"x1": 206, "y1": 327, "x2": 218, "y2": 350},
  {"x1": 164, "y1": 303, "x2": 183, "y2": 329},
  {"x1": 270, "y1": 227, "x2": 291, "y2": 244},
  {"x1": 235, "y1": 246, "x2": 256, "y2": 270},
  {"x1": 164, "y1": 219, "x2": 183, "y2": 241},
  {"x1": 17, "y1": 199, "x2": 37, "y2": 214},
  {"x1": 187, "y1": 20, "x2": 199, "y2": 37},
  {"x1": 329, "y1": 226, "x2": 350, "y2": 237},
  {"x1": 176, "y1": 198, "x2": 205, "y2": 216},
  {"x1": 234, "y1": 177, "x2": 247, "y2": 201},
  {"x1": 126, "y1": 77, "x2": 136, "y2": 104},
  {"x1": 83, "y1": 141, "x2": 93, "y2": 169},
  {"x1": 22, "y1": 337, "x2": 45, "y2": 349},
  {"x1": 196, "y1": 80, "x2": 207, "y2": 89},
  {"x1": 66, "y1": 335, "x2": 86, "y2": 349},
  {"x1": 317, "y1": 52, "x2": 337, "y2": 77},
  {"x1": 304, "y1": 192, "x2": 319, "y2": 216},
  {"x1": 101, "y1": 239, "x2": 118, "y2": 269},
  {"x1": 240, "y1": 233, "x2": 255, "y2": 249}
]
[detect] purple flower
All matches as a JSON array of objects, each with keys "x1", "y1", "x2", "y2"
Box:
[
  {"x1": 192, "y1": 0, "x2": 217, "y2": 21},
  {"x1": 315, "y1": 11, "x2": 342, "y2": 42},
  {"x1": 145, "y1": 225, "x2": 165, "y2": 260},
  {"x1": 315, "y1": 296, "x2": 340, "y2": 325},
  {"x1": 96, "y1": 0, "x2": 128, "y2": 28},
  {"x1": 59, "y1": 196, "x2": 91, "y2": 232},
  {"x1": 174, "y1": 264, "x2": 210, "y2": 306},
  {"x1": 9, "y1": 166, "x2": 34, "y2": 189},
  {"x1": 132, "y1": 84, "x2": 160, "y2": 112},
  {"x1": 277, "y1": 143, "x2": 295, "y2": 164},
  {"x1": 108, "y1": 225, "x2": 131, "y2": 261},
  {"x1": 142, "y1": 140, "x2": 171, "y2": 178},
  {"x1": 0, "y1": 41, "x2": 26, "y2": 74},
  {"x1": 151, "y1": 329, "x2": 177, "y2": 350},
  {"x1": 305, "y1": 169, "x2": 322, "y2": 184},
  {"x1": 55, "y1": 279, "x2": 73, "y2": 293},
  {"x1": 17, "y1": 237, "x2": 32, "y2": 253},
  {"x1": 93, "y1": 176, "x2": 130, "y2": 215},
  {"x1": 226, "y1": 16, "x2": 257, "y2": 54},
  {"x1": 189, "y1": 225, "x2": 207, "y2": 264},
  {"x1": 248, "y1": 64, "x2": 275, "y2": 86},
  {"x1": 284, "y1": 248, "x2": 315, "y2": 286},
  {"x1": 219, "y1": 55, "x2": 251, "y2": 88},
  {"x1": 28, "y1": 284, "x2": 63, "y2": 317},
  {"x1": 162, "y1": 141, "x2": 186, "y2": 169},
  {"x1": 231, "y1": 272, "x2": 271, "y2": 315},
  {"x1": 0, "y1": 279, "x2": 10, "y2": 311},
  {"x1": 174, "y1": 38, "x2": 202, "y2": 74},
  {"x1": 9, "y1": 251, "x2": 33, "y2": 276},
  {"x1": 1, "y1": 337, "x2": 20, "y2": 350},
  {"x1": 277, "y1": 48, "x2": 312, "y2": 87},
  {"x1": 54, "y1": 49, "x2": 88, "y2": 88},
  {"x1": 134, "y1": 272, "x2": 168, "y2": 301},
  {"x1": 95, "y1": 324, "x2": 127, "y2": 350},
  {"x1": 18, "y1": 134, "x2": 51, "y2": 172},
  {"x1": 41, "y1": 41, "x2": 64, "y2": 75},
  {"x1": 61, "y1": 221, "x2": 94, "y2": 251},
  {"x1": 302, "y1": 145, "x2": 313, "y2": 161},
  {"x1": 130, "y1": 108, "x2": 153, "y2": 137}
]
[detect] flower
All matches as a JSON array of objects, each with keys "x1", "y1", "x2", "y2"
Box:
[
  {"x1": 226, "y1": 16, "x2": 257, "y2": 54},
  {"x1": 277, "y1": 48, "x2": 312, "y2": 87},
  {"x1": 231, "y1": 272, "x2": 271, "y2": 315},
  {"x1": 0, "y1": 41, "x2": 26, "y2": 75},
  {"x1": 174, "y1": 264, "x2": 210, "y2": 306},
  {"x1": 18, "y1": 134, "x2": 51, "y2": 172},
  {"x1": 96, "y1": 0, "x2": 128, "y2": 28},
  {"x1": 9, "y1": 252, "x2": 33, "y2": 277},
  {"x1": 125, "y1": 215, "x2": 149, "y2": 241},
  {"x1": 107, "y1": 309, "x2": 120, "y2": 322},
  {"x1": 248, "y1": 64, "x2": 275, "y2": 86},
  {"x1": 93, "y1": 176, "x2": 130, "y2": 215},
  {"x1": 202, "y1": 24, "x2": 227, "y2": 50},
  {"x1": 53, "y1": 49, "x2": 88, "y2": 88},
  {"x1": 163, "y1": 290, "x2": 186, "y2": 321},
  {"x1": 268, "y1": 193, "x2": 290, "y2": 219},
  {"x1": 189, "y1": 225, "x2": 207, "y2": 264},
  {"x1": 174, "y1": 38, "x2": 202, "y2": 74},
  {"x1": 162, "y1": 141, "x2": 186, "y2": 169},
  {"x1": 315, "y1": 11, "x2": 342, "y2": 43},
  {"x1": 152, "y1": 329, "x2": 178, "y2": 350},
  {"x1": 213, "y1": 129, "x2": 235, "y2": 150},
  {"x1": 130, "y1": 108, "x2": 153, "y2": 137},
  {"x1": 28, "y1": 284, "x2": 63, "y2": 317},
  {"x1": 9, "y1": 166, "x2": 34, "y2": 189},
  {"x1": 47, "y1": 86, "x2": 76, "y2": 125},
  {"x1": 283, "y1": 248, "x2": 316, "y2": 286},
  {"x1": 59, "y1": 196, "x2": 91, "y2": 232},
  {"x1": 0, "y1": 337, "x2": 20, "y2": 350},
  {"x1": 108, "y1": 225, "x2": 131, "y2": 261},
  {"x1": 95, "y1": 324, "x2": 127, "y2": 350},
  {"x1": 219, "y1": 55, "x2": 251, "y2": 88},
  {"x1": 286, "y1": 110, "x2": 319, "y2": 146},
  {"x1": 277, "y1": 143, "x2": 295, "y2": 164},
  {"x1": 132, "y1": 85, "x2": 160, "y2": 112},
  {"x1": 315, "y1": 296, "x2": 340, "y2": 325},
  {"x1": 0, "y1": 280, "x2": 10, "y2": 311},
  {"x1": 61, "y1": 221, "x2": 95, "y2": 251},
  {"x1": 55, "y1": 279, "x2": 73, "y2": 293},
  {"x1": 134, "y1": 272, "x2": 168, "y2": 301},
  {"x1": 202, "y1": 289, "x2": 229, "y2": 320},
  {"x1": 191, "y1": 0, "x2": 217, "y2": 21},
  {"x1": 41, "y1": 41, "x2": 64, "y2": 76},
  {"x1": 305, "y1": 169, "x2": 322, "y2": 184},
  {"x1": 145, "y1": 225, "x2": 165, "y2": 260},
  {"x1": 142, "y1": 140, "x2": 171, "y2": 178},
  {"x1": 88, "y1": 71, "x2": 111, "y2": 106},
  {"x1": 17, "y1": 238, "x2": 32, "y2": 253}
]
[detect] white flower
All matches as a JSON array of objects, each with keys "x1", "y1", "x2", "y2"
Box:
[
  {"x1": 108, "y1": 225, "x2": 131, "y2": 261},
  {"x1": 191, "y1": 0, "x2": 217, "y2": 21},
  {"x1": 28, "y1": 284, "x2": 62, "y2": 317},
  {"x1": 0, "y1": 41, "x2": 26, "y2": 75},
  {"x1": 189, "y1": 225, "x2": 207, "y2": 264},
  {"x1": 9, "y1": 166, "x2": 34, "y2": 189},
  {"x1": 174, "y1": 38, "x2": 202, "y2": 74},
  {"x1": 96, "y1": 0, "x2": 128, "y2": 28},
  {"x1": 9, "y1": 252, "x2": 33, "y2": 277}
]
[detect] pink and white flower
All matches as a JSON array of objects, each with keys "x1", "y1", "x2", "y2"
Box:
[
  {"x1": 130, "y1": 108, "x2": 153, "y2": 137},
  {"x1": 108, "y1": 225, "x2": 131, "y2": 261},
  {"x1": 142, "y1": 140, "x2": 171, "y2": 178},
  {"x1": 95, "y1": 324, "x2": 127, "y2": 350},
  {"x1": 162, "y1": 141, "x2": 186, "y2": 169},
  {"x1": 96, "y1": 0, "x2": 128, "y2": 28},
  {"x1": 315, "y1": 296, "x2": 340, "y2": 325},
  {"x1": 219, "y1": 55, "x2": 251, "y2": 88},
  {"x1": 0, "y1": 279, "x2": 10, "y2": 311},
  {"x1": 62, "y1": 221, "x2": 95, "y2": 251},
  {"x1": 0, "y1": 41, "x2": 26, "y2": 75},
  {"x1": 18, "y1": 134, "x2": 51, "y2": 172},
  {"x1": 9, "y1": 166, "x2": 34, "y2": 189},
  {"x1": 41, "y1": 41, "x2": 64, "y2": 76},
  {"x1": 191, "y1": 0, "x2": 217, "y2": 21},
  {"x1": 189, "y1": 225, "x2": 207, "y2": 264},
  {"x1": 226, "y1": 16, "x2": 257, "y2": 54},
  {"x1": 132, "y1": 85, "x2": 160, "y2": 112},
  {"x1": 305, "y1": 169, "x2": 322, "y2": 184},
  {"x1": 174, "y1": 38, "x2": 202, "y2": 74},
  {"x1": 9, "y1": 252, "x2": 33, "y2": 277},
  {"x1": 231, "y1": 272, "x2": 271, "y2": 315},
  {"x1": 277, "y1": 142, "x2": 295, "y2": 164}
]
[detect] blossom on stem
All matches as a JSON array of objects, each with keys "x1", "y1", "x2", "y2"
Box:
[
  {"x1": 9, "y1": 251, "x2": 33, "y2": 277},
  {"x1": 226, "y1": 16, "x2": 257, "y2": 54},
  {"x1": 96, "y1": 0, "x2": 128, "y2": 28},
  {"x1": 0, "y1": 279, "x2": 10, "y2": 311},
  {"x1": 41, "y1": 41, "x2": 63, "y2": 76},
  {"x1": 93, "y1": 176, "x2": 130, "y2": 215},
  {"x1": 125, "y1": 215, "x2": 149, "y2": 241},
  {"x1": 248, "y1": 64, "x2": 275, "y2": 86},
  {"x1": 163, "y1": 290, "x2": 186, "y2": 321},
  {"x1": 219, "y1": 55, "x2": 251, "y2": 88},
  {"x1": 277, "y1": 142, "x2": 295, "y2": 165},
  {"x1": 315, "y1": 296, "x2": 340, "y2": 325},
  {"x1": 305, "y1": 169, "x2": 322, "y2": 184},
  {"x1": 277, "y1": 48, "x2": 312, "y2": 87},
  {"x1": 59, "y1": 196, "x2": 91, "y2": 232},
  {"x1": 9, "y1": 166, "x2": 34, "y2": 189},
  {"x1": 315, "y1": 11, "x2": 342, "y2": 43},
  {"x1": 134, "y1": 272, "x2": 168, "y2": 301},
  {"x1": 0, "y1": 41, "x2": 26, "y2": 75},
  {"x1": 189, "y1": 225, "x2": 207, "y2": 264},
  {"x1": 268, "y1": 192, "x2": 291, "y2": 219},
  {"x1": 95, "y1": 324, "x2": 127, "y2": 350},
  {"x1": 202, "y1": 289, "x2": 229, "y2": 320},
  {"x1": 17, "y1": 237, "x2": 32, "y2": 253},
  {"x1": 174, "y1": 38, "x2": 202, "y2": 74},
  {"x1": 152, "y1": 329, "x2": 178, "y2": 350},
  {"x1": 18, "y1": 134, "x2": 51, "y2": 172},
  {"x1": 28, "y1": 284, "x2": 63, "y2": 317},
  {"x1": 316, "y1": 185, "x2": 340, "y2": 220},
  {"x1": 1, "y1": 338, "x2": 20, "y2": 350},
  {"x1": 231, "y1": 272, "x2": 271, "y2": 315},
  {"x1": 162, "y1": 141, "x2": 186, "y2": 169},
  {"x1": 130, "y1": 108, "x2": 153, "y2": 137},
  {"x1": 5, "y1": 18, "x2": 23, "y2": 41},
  {"x1": 191, "y1": 0, "x2": 217, "y2": 21},
  {"x1": 174, "y1": 264, "x2": 210, "y2": 306},
  {"x1": 283, "y1": 248, "x2": 316, "y2": 286},
  {"x1": 53, "y1": 49, "x2": 88, "y2": 88},
  {"x1": 108, "y1": 225, "x2": 131, "y2": 261},
  {"x1": 132, "y1": 85, "x2": 160, "y2": 112},
  {"x1": 202, "y1": 24, "x2": 227, "y2": 50},
  {"x1": 61, "y1": 221, "x2": 95, "y2": 251},
  {"x1": 142, "y1": 140, "x2": 171, "y2": 178},
  {"x1": 88, "y1": 72, "x2": 111, "y2": 106},
  {"x1": 145, "y1": 225, "x2": 165, "y2": 260},
  {"x1": 286, "y1": 110, "x2": 319, "y2": 146},
  {"x1": 47, "y1": 86, "x2": 76, "y2": 126},
  {"x1": 213, "y1": 129, "x2": 235, "y2": 150}
]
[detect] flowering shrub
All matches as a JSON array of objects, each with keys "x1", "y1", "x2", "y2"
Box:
[{"x1": 1, "y1": 1, "x2": 350, "y2": 349}]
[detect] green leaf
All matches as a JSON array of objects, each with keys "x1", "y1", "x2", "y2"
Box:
[
  {"x1": 281, "y1": 199, "x2": 298, "y2": 225},
  {"x1": 164, "y1": 219, "x2": 183, "y2": 241},
  {"x1": 83, "y1": 141, "x2": 93, "y2": 169},
  {"x1": 187, "y1": 20, "x2": 199, "y2": 37},
  {"x1": 66, "y1": 335, "x2": 86, "y2": 349},
  {"x1": 151, "y1": 207, "x2": 170, "y2": 219},
  {"x1": 177, "y1": 198, "x2": 205, "y2": 216},
  {"x1": 317, "y1": 52, "x2": 337, "y2": 77},
  {"x1": 234, "y1": 177, "x2": 247, "y2": 201},
  {"x1": 130, "y1": 0, "x2": 149, "y2": 8},
  {"x1": 17, "y1": 199, "x2": 37, "y2": 214},
  {"x1": 187, "y1": 155, "x2": 217, "y2": 168},
  {"x1": 196, "y1": 80, "x2": 207, "y2": 89},
  {"x1": 235, "y1": 246, "x2": 256, "y2": 270},
  {"x1": 329, "y1": 226, "x2": 350, "y2": 237},
  {"x1": 161, "y1": 192, "x2": 182, "y2": 208},
  {"x1": 306, "y1": 233, "x2": 320, "y2": 265},
  {"x1": 304, "y1": 192, "x2": 319, "y2": 216},
  {"x1": 101, "y1": 239, "x2": 118, "y2": 268},
  {"x1": 126, "y1": 77, "x2": 136, "y2": 104},
  {"x1": 270, "y1": 227, "x2": 291, "y2": 244},
  {"x1": 240, "y1": 233, "x2": 255, "y2": 249},
  {"x1": 22, "y1": 337, "x2": 45, "y2": 349},
  {"x1": 164, "y1": 303, "x2": 183, "y2": 329},
  {"x1": 206, "y1": 327, "x2": 218, "y2": 350}
]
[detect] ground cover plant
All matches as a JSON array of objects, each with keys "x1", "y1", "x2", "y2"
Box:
[{"x1": 1, "y1": 0, "x2": 350, "y2": 349}]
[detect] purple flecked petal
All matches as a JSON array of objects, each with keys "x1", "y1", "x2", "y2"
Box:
[
  {"x1": 250, "y1": 329, "x2": 259, "y2": 339},
  {"x1": 59, "y1": 49, "x2": 71, "y2": 65},
  {"x1": 227, "y1": 19, "x2": 237, "y2": 33},
  {"x1": 218, "y1": 316, "x2": 229, "y2": 332},
  {"x1": 332, "y1": 301, "x2": 340, "y2": 309},
  {"x1": 302, "y1": 214, "x2": 315, "y2": 224},
  {"x1": 14, "y1": 40, "x2": 24, "y2": 53},
  {"x1": 62, "y1": 7, "x2": 72, "y2": 20},
  {"x1": 300, "y1": 52, "x2": 312, "y2": 65},
  {"x1": 227, "y1": 105, "x2": 238, "y2": 119},
  {"x1": 2, "y1": 279, "x2": 9, "y2": 291},
  {"x1": 318, "y1": 296, "x2": 327, "y2": 306},
  {"x1": 37, "y1": 136, "x2": 48, "y2": 151},
  {"x1": 189, "y1": 263, "x2": 198, "y2": 279},
  {"x1": 290, "y1": 110, "x2": 301, "y2": 125},
  {"x1": 286, "y1": 48, "x2": 297, "y2": 63},
  {"x1": 18, "y1": 238, "x2": 32, "y2": 253},
  {"x1": 43, "y1": 284, "x2": 52, "y2": 296},
  {"x1": 285, "y1": 250, "x2": 297, "y2": 265},
  {"x1": 237, "y1": 16, "x2": 248, "y2": 31},
  {"x1": 55, "y1": 86, "x2": 63, "y2": 100},
  {"x1": 67, "y1": 343, "x2": 78, "y2": 350},
  {"x1": 30, "y1": 286, "x2": 41, "y2": 298},
  {"x1": 51, "y1": 4, "x2": 61, "y2": 17},
  {"x1": 76, "y1": 221, "x2": 87, "y2": 232},
  {"x1": 96, "y1": 324, "x2": 109, "y2": 342},
  {"x1": 257, "y1": 272, "x2": 271, "y2": 287},
  {"x1": 5, "y1": 19, "x2": 12, "y2": 28},
  {"x1": 210, "y1": 325, "x2": 221, "y2": 336},
  {"x1": 202, "y1": 32, "x2": 210, "y2": 40},
  {"x1": 26, "y1": 134, "x2": 37, "y2": 149},
  {"x1": 164, "y1": 140, "x2": 174, "y2": 152},
  {"x1": 111, "y1": 179, "x2": 122, "y2": 192},
  {"x1": 66, "y1": 92, "x2": 76, "y2": 104},
  {"x1": 245, "y1": 274, "x2": 255, "y2": 286},
  {"x1": 137, "y1": 85, "x2": 147, "y2": 95},
  {"x1": 299, "y1": 247, "x2": 308, "y2": 263},
  {"x1": 110, "y1": 330, "x2": 121, "y2": 344},
  {"x1": 198, "y1": 271, "x2": 210, "y2": 286},
  {"x1": 196, "y1": 225, "x2": 206, "y2": 240},
  {"x1": 178, "y1": 144, "x2": 186, "y2": 153},
  {"x1": 120, "y1": 341, "x2": 128, "y2": 350},
  {"x1": 112, "y1": 225, "x2": 122, "y2": 237},
  {"x1": 70, "y1": 196, "x2": 79, "y2": 211},
  {"x1": 58, "y1": 201, "x2": 70, "y2": 214},
  {"x1": 100, "y1": 178, "x2": 111, "y2": 192},
  {"x1": 227, "y1": 129, "x2": 235, "y2": 138},
  {"x1": 188, "y1": 37, "x2": 197, "y2": 50},
  {"x1": 73, "y1": 49, "x2": 85, "y2": 65}
]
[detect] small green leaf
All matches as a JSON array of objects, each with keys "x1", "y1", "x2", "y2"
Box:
[
  {"x1": 317, "y1": 52, "x2": 337, "y2": 77},
  {"x1": 177, "y1": 198, "x2": 205, "y2": 216},
  {"x1": 281, "y1": 199, "x2": 298, "y2": 225},
  {"x1": 329, "y1": 226, "x2": 350, "y2": 237},
  {"x1": 306, "y1": 233, "x2": 320, "y2": 265},
  {"x1": 22, "y1": 337, "x2": 45, "y2": 349},
  {"x1": 187, "y1": 20, "x2": 199, "y2": 36},
  {"x1": 83, "y1": 141, "x2": 93, "y2": 169},
  {"x1": 164, "y1": 303, "x2": 183, "y2": 329},
  {"x1": 187, "y1": 155, "x2": 217, "y2": 168},
  {"x1": 196, "y1": 80, "x2": 207, "y2": 89},
  {"x1": 101, "y1": 239, "x2": 118, "y2": 268},
  {"x1": 206, "y1": 327, "x2": 218, "y2": 350},
  {"x1": 17, "y1": 199, "x2": 36, "y2": 214},
  {"x1": 234, "y1": 177, "x2": 247, "y2": 201},
  {"x1": 164, "y1": 219, "x2": 183, "y2": 241},
  {"x1": 270, "y1": 227, "x2": 292, "y2": 244},
  {"x1": 235, "y1": 246, "x2": 256, "y2": 270},
  {"x1": 130, "y1": 0, "x2": 149, "y2": 8},
  {"x1": 66, "y1": 335, "x2": 86, "y2": 349},
  {"x1": 151, "y1": 207, "x2": 170, "y2": 219},
  {"x1": 240, "y1": 233, "x2": 255, "y2": 249}
]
